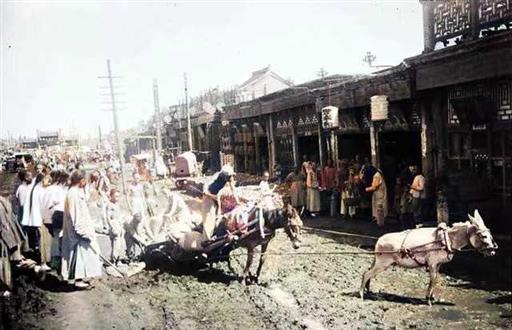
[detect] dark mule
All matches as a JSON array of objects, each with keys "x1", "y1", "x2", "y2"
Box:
[{"x1": 230, "y1": 204, "x2": 303, "y2": 284}]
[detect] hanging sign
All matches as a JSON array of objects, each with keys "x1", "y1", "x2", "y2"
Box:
[
  {"x1": 321, "y1": 106, "x2": 339, "y2": 129},
  {"x1": 370, "y1": 95, "x2": 389, "y2": 121}
]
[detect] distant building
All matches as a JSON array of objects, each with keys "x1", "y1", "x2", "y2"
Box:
[
  {"x1": 37, "y1": 130, "x2": 60, "y2": 146},
  {"x1": 160, "y1": 66, "x2": 293, "y2": 153},
  {"x1": 21, "y1": 139, "x2": 38, "y2": 149},
  {"x1": 238, "y1": 66, "x2": 292, "y2": 102}
]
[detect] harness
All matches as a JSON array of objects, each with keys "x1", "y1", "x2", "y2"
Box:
[{"x1": 398, "y1": 226, "x2": 454, "y2": 267}]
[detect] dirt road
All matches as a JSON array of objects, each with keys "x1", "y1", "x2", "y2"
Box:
[
  {"x1": 1, "y1": 173, "x2": 510, "y2": 329},
  {"x1": 3, "y1": 220, "x2": 511, "y2": 329}
]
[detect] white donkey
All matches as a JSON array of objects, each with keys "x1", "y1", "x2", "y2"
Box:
[{"x1": 360, "y1": 210, "x2": 498, "y2": 305}]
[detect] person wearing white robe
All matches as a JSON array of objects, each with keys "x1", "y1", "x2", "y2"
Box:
[
  {"x1": 43, "y1": 171, "x2": 68, "y2": 267},
  {"x1": 22, "y1": 173, "x2": 47, "y2": 268},
  {"x1": 61, "y1": 171, "x2": 102, "y2": 288}
]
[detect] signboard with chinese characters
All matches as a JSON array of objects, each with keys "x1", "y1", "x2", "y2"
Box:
[
  {"x1": 321, "y1": 106, "x2": 339, "y2": 129},
  {"x1": 370, "y1": 95, "x2": 389, "y2": 121}
]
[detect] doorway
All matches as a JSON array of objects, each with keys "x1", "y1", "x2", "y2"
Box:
[
  {"x1": 380, "y1": 131, "x2": 421, "y2": 184},
  {"x1": 298, "y1": 135, "x2": 319, "y2": 164},
  {"x1": 338, "y1": 134, "x2": 371, "y2": 161},
  {"x1": 258, "y1": 136, "x2": 269, "y2": 174}
]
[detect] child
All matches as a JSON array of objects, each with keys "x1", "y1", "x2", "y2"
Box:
[{"x1": 106, "y1": 189, "x2": 125, "y2": 263}]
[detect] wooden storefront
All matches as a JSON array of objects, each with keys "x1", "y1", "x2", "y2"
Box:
[{"x1": 407, "y1": 0, "x2": 512, "y2": 230}]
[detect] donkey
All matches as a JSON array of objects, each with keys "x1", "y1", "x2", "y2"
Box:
[
  {"x1": 226, "y1": 204, "x2": 303, "y2": 284},
  {"x1": 360, "y1": 209, "x2": 498, "y2": 305}
]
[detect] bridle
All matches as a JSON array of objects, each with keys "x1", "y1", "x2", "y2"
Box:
[{"x1": 470, "y1": 225, "x2": 498, "y2": 252}]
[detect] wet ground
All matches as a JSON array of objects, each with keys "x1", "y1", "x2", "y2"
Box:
[{"x1": 1, "y1": 173, "x2": 511, "y2": 329}]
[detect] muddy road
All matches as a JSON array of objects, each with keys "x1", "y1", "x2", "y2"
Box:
[
  {"x1": 1, "y1": 172, "x2": 510, "y2": 329},
  {"x1": 3, "y1": 218, "x2": 511, "y2": 330}
]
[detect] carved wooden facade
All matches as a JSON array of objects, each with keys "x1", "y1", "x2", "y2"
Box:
[
  {"x1": 423, "y1": 0, "x2": 512, "y2": 51},
  {"x1": 447, "y1": 79, "x2": 512, "y2": 126}
]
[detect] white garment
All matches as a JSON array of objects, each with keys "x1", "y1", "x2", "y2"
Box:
[
  {"x1": 410, "y1": 174, "x2": 426, "y2": 199},
  {"x1": 21, "y1": 183, "x2": 45, "y2": 227},
  {"x1": 43, "y1": 184, "x2": 67, "y2": 219},
  {"x1": 15, "y1": 183, "x2": 28, "y2": 207},
  {"x1": 61, "y1": 186, "x2": 102, "y2": 280},
  {"x1": 155, "y1": 156, "x2": 168, "y2": 176},
  {"x1": 129, "y1": 183, "x2": 147, "y2": 216},
  {"x1": 259, "y1": 180, "x2": 271, "y2": 195}
]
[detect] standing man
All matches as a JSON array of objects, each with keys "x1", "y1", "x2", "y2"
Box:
[
  {"x1": 410, "y1": 166, "x2": 426, "y2": 227},
  {"x1": 398, "y1": 164, "x2": 415, "y2": 229},
  {"x1": 61, "y1": 170, "x2": 102, "y2": 289},
  {"x1": 15, "y1": 170, "x2": 32, "y2": 223},
  {"x1": 362, "y1": 165, "x2": 388, "y2": 227}
]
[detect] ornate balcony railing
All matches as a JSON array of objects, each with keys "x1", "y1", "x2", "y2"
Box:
[{"x1": 422, "y1": 0, "x2": 512, "y2": 52}]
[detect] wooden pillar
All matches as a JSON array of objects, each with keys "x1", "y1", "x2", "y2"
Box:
[
  {"x1": 502, "y1": 131, "x2": 507, "y2": 205},
  {"x1": 208, "y1": 110, "x2": 222, "y2": 172},
  {"x1": 370, "y1": 121, "x2": 381, "y2": 169},
  {"x1": 254, "y1": 125, "x2": 260, "y2": 174},
  {"x1": 469, "y1": 0, "x2": 480, "y2": 41},
  {"x1": 420, "y1": 98, "x2": 435, "y2": 197},
  {"x1": 243, "y1": 127, "x2": 248, "y2": 172},
  {"x1": 421, "y1": 0, "x2": 436, "y2": 52},
  {"x1": 267, "y1": 116, "x2": 276, "y2": 176},
  {"x1": 317, "y1": 113, "x2": 325, "y2": 168},
  {"x1": 291, "y1": 122, "x2": 299, "y2": 169},
  {"x1": 315, "y1": 100, "x2": 326, "y2": 168},
  {"x1": 329, "y1": 130, "x2": 338, "y2": 162}
]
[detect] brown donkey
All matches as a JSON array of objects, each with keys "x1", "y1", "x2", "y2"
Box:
[{"x1": 360, "y1": 210, "x2": 498, "y2": 305}]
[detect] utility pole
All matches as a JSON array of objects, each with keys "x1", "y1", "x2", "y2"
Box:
[
  {"x1": 184, "y1": 73, "x2": 193, "y2": 151},
  {"x1": 98, "y1": 125, "x2": 102, "y2": 147},
  {"x1": 153, "y1": 78, "x2": 163, "y2": 155},
  {"x1": 99, "y1": 59, "x2": 128, "y2": 195},
  {"x1": 363, "y1": 51, "x2": 393, "y2": 69}
]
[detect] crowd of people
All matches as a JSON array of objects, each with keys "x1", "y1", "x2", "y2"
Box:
[
  {"x1": 1, "y1": 147, "x2": 447, "y2": 296},
  {"x1": 285, "y1": 155, "x2": 432, "y2": 229},
  {"x1": 0, "y1": 149, "x2": 163, "y2": 293}
]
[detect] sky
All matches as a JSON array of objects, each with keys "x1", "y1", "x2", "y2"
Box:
[{"x1": 0, "y1": 0, "x2": 423, "y2": 140}]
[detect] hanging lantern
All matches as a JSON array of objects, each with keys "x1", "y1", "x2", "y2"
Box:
[
  {"x1": 321, "y1": 105, "x2": 339, "y2": 129},
  {"x1": 371, "y1": 95, "x2": 389, "y2": 121}
]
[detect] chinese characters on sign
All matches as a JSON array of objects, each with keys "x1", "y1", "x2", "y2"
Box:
[
  {"x1": 370, "y1": 95, "x2": 389, "y2": 121},
  {"x1": 321, "y1": 106, "x2": 339, "y2": 129}
]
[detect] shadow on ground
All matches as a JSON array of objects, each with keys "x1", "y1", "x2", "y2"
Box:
[{"x1": 304, "y1": 215, "x2": 512, "y2": 291}]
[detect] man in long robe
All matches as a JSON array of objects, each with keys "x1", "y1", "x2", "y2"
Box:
[
  {"x1": 61, "y1": 171, "x2": 102, "y2": 288},
  {"x1": 362, "y1": 165, "x2": 388, "y2": 227}
]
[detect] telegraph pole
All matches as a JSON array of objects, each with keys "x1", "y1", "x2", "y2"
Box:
[
  {"x1": 98, "y1": 125, "x2": 102, "y2": 147},
  {"x1": 153, "y1": 78, "x2": 163, "y2": 155},
  {"x1": 184, "y1": 73, "x2": 193, "y2": 151},
  {"x1": 100, "y1": 59, "x2": 128, "y2": 195}
]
